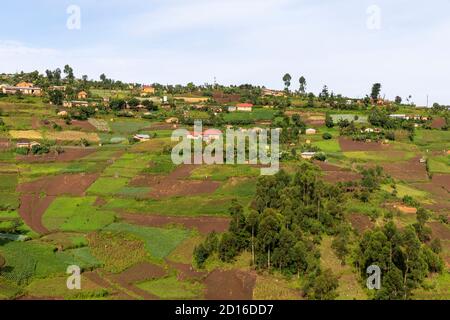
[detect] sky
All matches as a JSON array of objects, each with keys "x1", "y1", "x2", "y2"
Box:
[{"x1": 1, "y1": 0, "x2": 450, "y2": 105}]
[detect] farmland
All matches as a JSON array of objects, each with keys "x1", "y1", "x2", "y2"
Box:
[{"x1": 0, "y1": 78, "x2": 449, "y2": 302}]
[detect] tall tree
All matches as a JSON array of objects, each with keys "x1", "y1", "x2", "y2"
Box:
[
  {"x1": 370, "y1": 83, "x2": 382, "y2": 101},
  {"x1": 282, "y1": 73, "x2": 292, "y2": 92},
  {"x1": 299, "y1": 76, "x2": 307, "y2": 95},
  {"x1": 63, "y1": 64, "x2": 75, "y2": 82}
]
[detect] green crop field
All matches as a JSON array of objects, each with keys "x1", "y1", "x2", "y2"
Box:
[
  {"x1": 43, "y1": 197, "x2": 116, "y2": 232},
  {"x1": 104, "y1": 223, "x2": 191, "y2": 260}
]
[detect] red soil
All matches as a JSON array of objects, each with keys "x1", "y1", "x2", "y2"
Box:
[
  {"x1": 204, "y1": 269, "x2": 256, "y2": 300},
  {"x1": 428, "y1": 222, "x2": 450, "y2": 241},
  {"x1": 166, "y1": 260, "x2": 206, "y2": 281},
  {"x1": 131, "y1": 164, "x2": 221, "y2": 199},
  {"x1": 339, "y1": 137, "x2": 389, "y2": 152},
  {"x1": 431, "y1": 117, "x2": 446, "y2": 129},
  {"x1": 348, "y1": 214, "x2": 374, "y2": 234},
  {"x1": 109, "y1": 262, "x2": 167, "y2": 300},
  {"x1": 382, "y1": 156, "x2": 429, "y2": 182},
  {"x1": 314, "y1": 161, "x2": 362, "y2": 183},
  {"x1": 17, "y1": 173, "x2": 99, "y2": 233},
  {"x1": 121, "y1": 213, "x2": 230, "y2": 235}
]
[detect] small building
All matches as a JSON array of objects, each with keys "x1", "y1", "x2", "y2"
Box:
[
  {"x1": 301, "y1": 152, "x2": 316, "y2": 160},
  {"x1": 389, "y1": 114, "x2": 409, "y2": 120},
  {"x1": 16, "y1": 141, "x2": 40, "y2": 149},
  {"x1": 364, "y1": 128, "x2": 374, "y2": 133},
  {"x1": 15, "y1": 82, "x2": 34, "y2": 88},
  {"x1": 305, "y1": 128, "x2": 317, "y2": 135},
  {"x1": 57, "y1": 111, "x2": 68, "y2": 117},
  {"x1": 186, "y1": 131, "x2": 203, "y2": 140},
  {"x1": 77, "y1": 91, "x2": 88, "y2": 100},
  {"x1": 49, "y1": 86, "x2": 66, "y2": 91},
  {"x1": 165, "y1": 117, "x2": 179, "y2": 124},
  {"x1": 419, "y1": 157, "x2": 427, "y2": 163},
  {"x1": 236, "y1": 103, "x2": 253, "y2": 112},
  {"x1": 64, "y1": 101, "x2": 89, "y2": 108},
  {"x1": 228, "y1": 106, "x2": 237, "y2": 112},
  {"x1": 2, "y1": 83, "x2": 42, "y2": 96},
  {"x1": 262, "y1": 88, "x2": 285, "y2": 97},
  {"x1": 203, "y1": 129, "x2": 222, "y2": 142},
  {"x1": 141, "y1": 85, "x2": 155, "y2": 96},
  {"x1": 134, "y1": 134, "x2": 151, "y2": 142}
]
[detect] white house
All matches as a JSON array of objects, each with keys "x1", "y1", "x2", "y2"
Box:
[
  {"x1": 134, "y1": 134, "x2": 151, "y2": 142},
  {"x1": 305, "y1": 128, "x2": 317, "y2": 135},
  {"x1": 203, "y1": 129, "x2": 222, "y2": 142},
  {"x1": 301, "y1": 152, "x2": 316, "y2": 160},
  {"x1": 236, "y1": 103, "x2": 253, "y2": 112}
]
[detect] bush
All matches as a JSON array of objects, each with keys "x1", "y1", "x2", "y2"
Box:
[
  {"x1": 313, "y1": 153, "x2": 327, "y2": 162},
  {"x1": 14, "y1": 147, "x2": 29, "y2": 156},
  {"x1": 322, "y1": 132, "x2": 332, "y2": 140}
]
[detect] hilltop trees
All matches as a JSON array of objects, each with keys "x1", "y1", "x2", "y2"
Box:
[
  {"x1": 356, "y1": 222, "x2": 441, "y2": 300},
  {"x1": 370, "y1": 83, "x2": 382, "y2": 101},
  {"x1": 299, "y1": 76, "x2": 307, "y2": 95},
  {"x1": 282, "y1": 73, "x2": 292, "y2": 92}
]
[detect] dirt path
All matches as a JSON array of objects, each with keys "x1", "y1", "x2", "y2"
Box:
[{"x1": 121, "y1": 213, "x2": 230, "y2": 235}]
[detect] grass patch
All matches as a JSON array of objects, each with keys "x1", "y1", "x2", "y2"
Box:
[
  {"x1": 136, "y1": 276, "x2": 204, "y2": 299},
  {"x1": 87, "y1": 177, "x2": 131, "y2": 196},
  {"x1": 88, "y1": 231, "x2": 149, "y2": 273},
  {"x1": 43, "y1": 196, "x2": 115, "y2": 232},
  {"x1": 104, "y1": 223, "x2": 190, "y2": 260},
  {"x1": 190, "y1": 165, "x2": 260, "y2": 181}
]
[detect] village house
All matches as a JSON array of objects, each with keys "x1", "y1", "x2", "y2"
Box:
[
  {"x1": 77, "y1": 91, "x2": 88, "y2": 100},
  {"x1": 262, "y1": 88, "x2": 285, "y2": 97},
  {"x1": 141, "y1": 85, "x2": 155, "y2": 96},
  {"x1": 203, "y1": 129, "x2": 222, "y2": 142},
  {"x1": 186, "y1": 131, "x2": 203, "y2": 140},
  {"x1": 228, "y1": 106, "x2": 237, "y2": 112},
  {"x1": 49, "y1": 86, "x2": 66, "y2": 91},
  {"x1": 63, "y1": 101, "x2": 90, "y2": 108},
  {"x1": 301, "y1": 152, "x2": 316, "y2": 160},
  {"x1": 389, "y1": 114, "x2": 409, "y2": 120},
  {"x1": 133, "y1": 134, "x2": 151, "y2": 142},
  {"x1": 305, "y1": 128, "x2": 317, "y2": 135},
  {"x1": 165, "y1": 117, "x2": 179, "y2": 124},
  {"x1": 1, "y1": 82, "x2": 42, "y2": 96},
  {"x1": 236, "y1": 103, "x2": 253, "y2": 112},
  {"x1": 16, "y1": 141, "x2": 40, "y2": 149}
]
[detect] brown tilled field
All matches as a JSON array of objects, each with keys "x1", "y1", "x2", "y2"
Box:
[
  {"x1": 339, "y1": 137, "x2": 389, "y2": 152},
  {"x1": 17, "y1": 173, "x2": 99, "y2": 233},
  {"x1": 204, "y1": 269, "x2": 256, "y2": 300},
  {"x1": 315, "y1": 161, "x2": 362, "y2": 183},
  {"x1": 131, "y1": 164, "x2": 221, "y2": 199},
  {"x1": 382, "y1": 156, "x2": 429, "y2": 182},
  {"x1": 348, "y1": 214, "x2": 374, "y2": 234}
]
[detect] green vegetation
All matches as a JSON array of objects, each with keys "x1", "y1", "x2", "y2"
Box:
[
  {"x1": 137, "y1": 276, "x2": 204, "y2": 299},
  {"x1": 104, "y1": 223, "x2": 191, "y2": 260},
  {"x1": 43, "y1": 197, "x2": 116, "y2": 232}
]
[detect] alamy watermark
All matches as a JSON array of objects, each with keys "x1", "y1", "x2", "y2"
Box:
[
  {"x1": 366, "y1": 5, "x2": 382, "y2": 30},
  {"x1": 366, "y1": 265, "x2": 381, "y2": 290},
  {"x1": 66, "y1": 265, "x2": 81, "y2": 290},
  {"x1": 171, "y1": 121, "x2": 280, "y2": 175},
  {"x1": 67, "y1": 5, "x2": 81, "y2": 30}
]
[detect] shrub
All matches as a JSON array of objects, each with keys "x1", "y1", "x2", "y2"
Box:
[{"x1": 322, "y1": 132, "x2": 332, "y2": 140}]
